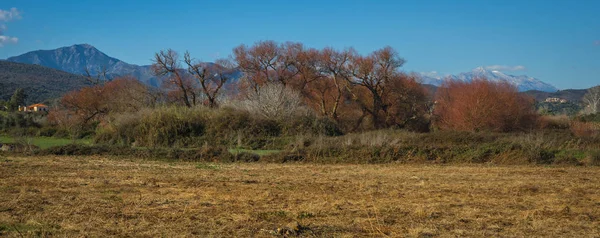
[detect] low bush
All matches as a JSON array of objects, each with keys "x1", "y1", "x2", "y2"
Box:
[
  {"x1": 96, "y1": 106, "x2": 343, "y2": 149},
  {"x1": 25, "y1": 127, "x2": 600, "y2": 166},
  {"x1": 434, "y1": 79, "x2": 538, "y2": 132},
  {"x1": 267, "y1": 130, "x2": 600, "y2": 165},
  {"x1": 37, "y1": 127, "x2": 57, "y2": 137},
  {"x1": 232, "y1": 152, "x2": 261, "y2": 162},
  {"x1": 538, "y1": 115, "x2": 571, "y2": 130},
  {"x1": 575, "y1": 113, "x2": 600, "y2": 123},
  {"x1": 570, "y1": 121, "x2": 600, "y2": 138},
  {"x1": 37, "y1": 144, "x2": 234, "y2": 162},
  {"x1": 553, "y1": 152, "x2": 583, "y2": 166},
  {"x1": 587, "y1": 151, "x2": 600, "y2": 166}
]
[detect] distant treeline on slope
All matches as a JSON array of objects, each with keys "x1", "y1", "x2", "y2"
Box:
[
  {"x1": 523, "y1": 89, "x2": 588, "y2": 103},
  {"x1": 421, "y1": 84, "x2": 588, "y2": 103},
  {"x1": 0, "y1": 60, "x2": 92, "y2": 105}
]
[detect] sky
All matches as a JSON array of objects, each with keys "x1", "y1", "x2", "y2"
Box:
[{"x1": 0, "y1": 0, "x2": 599, "y2": 89}]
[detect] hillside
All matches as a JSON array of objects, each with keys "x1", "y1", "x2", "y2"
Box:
[
  {"x1": 523, "y1": 89, "x2": 588, "y2": 103},
  {"x1": 0, "y1": 60, "x2": 92, "y2": 104}
]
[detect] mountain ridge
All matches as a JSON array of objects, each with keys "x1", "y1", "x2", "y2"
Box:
[
  {"x1": 419, "y1": 67, "x2": 559, "y2": 92},
  {"x1": 7, "y1": 44, "x2": 160, "y2": 86},
  {"x1": 6, "y1": 44, "x2": 560, "y2": 92}
]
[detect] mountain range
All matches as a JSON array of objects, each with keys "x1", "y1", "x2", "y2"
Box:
[
  {"x1": 6, "y1": 44, "x2": 560, "y2": 93},
  {"x1": 6, "y1": 44, "x2": 160, "y2": 86},
  {"x1": 418, "y1": 67, "x2": 558, "y2": 92}
]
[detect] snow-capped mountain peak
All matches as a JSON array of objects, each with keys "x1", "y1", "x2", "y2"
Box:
[{"x1": 419, "y1": 67, "x2": 558, "y2": 92}]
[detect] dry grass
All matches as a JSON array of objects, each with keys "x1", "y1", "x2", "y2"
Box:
[{"x1": 1, "y1": 156, "x2": 599, "y2": 237}]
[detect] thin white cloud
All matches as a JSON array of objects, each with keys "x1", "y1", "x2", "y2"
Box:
[
  {"x1": 420, "y1": 71, "x2": 439, "y2": 77},
  {"x1": 484, "y1": 65, "x2": 526, "y2": 71},
  {"x1": 0, "y1": 35, "x2": 18, "y2": 46},
  {"x1": 0, "y1": 7, "x2": 21, "y2": 47},
  {"x1": 0, "y1": 8, "x2": 21, "y2": 21}
]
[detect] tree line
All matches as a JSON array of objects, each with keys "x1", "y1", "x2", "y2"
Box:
[{"x1": 44, "y1": 40, "x2": 600, "y2": 139}]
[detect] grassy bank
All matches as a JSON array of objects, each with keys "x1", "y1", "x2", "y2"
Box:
[
  {"x1": 0, "y1": 135, "x2": 91, "y2": 149},
  {"x1": 3, "y1": 129, "x2": 600, "y2": 166}
]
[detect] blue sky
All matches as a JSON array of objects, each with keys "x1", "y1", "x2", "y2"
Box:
[{"x1": 1, "y1": 0, "x2": 599, "y2": 89}]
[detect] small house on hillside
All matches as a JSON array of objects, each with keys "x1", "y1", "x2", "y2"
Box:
[{"x1": 19, "y1": 103, "x2": 49, "y2": 112}]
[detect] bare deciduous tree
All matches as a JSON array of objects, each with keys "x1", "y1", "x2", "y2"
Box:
[
  {"x1": 184, "y1": 52, "x2": 233, "y2": 108},
  {"x1": 84, "y1": 66, "x2": 108, "y2": 85},
  {"x1": 152, "y1": 49, "x2": 194, "y2": 107},
  {"x1": 583, "y1": 85, "x2": 600, "y2": 114},
  {"x1": 346, "y1": 46, "x2": 406, "y2": 129},
  {"x1": 233, "y1": 41, "x2": 301, "y2": 92},
  {"x1": 242, "y1": 83, "x2": 303, "y2": 120},
  {"x1": 315, "y1": 48, "x2": 355, "y2": 120}
]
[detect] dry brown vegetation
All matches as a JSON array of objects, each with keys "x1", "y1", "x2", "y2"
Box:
[{"x1": 1, "y1": 156, "x2": 599, "y2": 237}]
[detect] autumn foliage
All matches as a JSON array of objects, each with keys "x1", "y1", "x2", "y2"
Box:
[
  {"x1": 433, "y1": 79, "x2": 537, "y2": 132},
  {"x1": 231, "y1": 41, "x2": 431, "y2": 131},
  {"x1": 49, "y1": 77, "x2": 155, "y2": 128},
  {"x1": 50, "y1": 41, "x2": 550, "y2": 138}
]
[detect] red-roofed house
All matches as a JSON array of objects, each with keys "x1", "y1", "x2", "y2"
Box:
[{"x1": 19, "y1": 104, "x2": 49, "y2": 112}]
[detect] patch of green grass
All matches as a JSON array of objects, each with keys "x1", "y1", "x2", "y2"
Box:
[
  {"x1": 556, "y1": 150, "x2": 587, "y2": 160},
  {"x1": 0, "y1": 135, "x2": 91, "y2": 149},
  {"x1": 229, "y1": 148, "x2": 281, "y2": 156}
]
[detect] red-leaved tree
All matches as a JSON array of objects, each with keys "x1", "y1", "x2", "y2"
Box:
[{"x1": 433, "y1": 79, "x2": 537, "y2": 132}]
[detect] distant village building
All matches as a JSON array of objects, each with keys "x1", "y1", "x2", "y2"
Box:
[
  {"x1": 18, "y1": 103, "x2": 49, "y2": 112},
  {"x1": 545, "y1": 97, "x2": 568, "y2": 103}
]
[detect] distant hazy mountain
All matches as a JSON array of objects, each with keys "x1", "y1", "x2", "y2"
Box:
[
  {"x1": 0, "y1": 60, "x2": 92, "y2": 104},
  {"x1": 419, "y1": 67, "x2": 558, "y2": 92},
  {"x1": 7, "y1": 44, "x2": 160, "y2": 86},
  {"x1": 7, "y1": 44, "x2": 559, "y2": 93}
]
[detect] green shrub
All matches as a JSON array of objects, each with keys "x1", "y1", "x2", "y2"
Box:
[
  {"x1": 52, "y1": 129, "x2": 71, "y2": 138},
  {"x1": 587, "y1": 151, "x2": 600, "y2": 166},
  {"x1": 553, "y1": 154, "x2": 582, "y2": 166},
  {"x1": 38, "y1": 127, "x2": 57, "y2": 137},
  {"x1": 37, "y1": 144, "x2": 233, "y2": 162},
  {"x1": 96, "y1": 106, "x2": 342, "y2": 150},
  {"x1": 525, "y1": 147, "x2": 555, "y2": 164},
  {"x1": 232, "y1": 152, "x2": 260, "y2": 162},
  {"x1": 575, "y1": 113, "x2": 600, "y2": 123}
]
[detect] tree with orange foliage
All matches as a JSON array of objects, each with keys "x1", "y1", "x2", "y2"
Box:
[
  {"x1": 306, "y1": 47, "x2": 355, "y2": 121},
  {"x1": 52, "y1": 76, "x2": 154, "y2": 127},
  {"x1": 233, "y1": 41, "x2": 301, "y2": 92},
  {"x1": 384, "y1": 74, "x2": 431, "y2": 131},
  {"x1": 102, "y1": 76, "x2": 158, "y2": 111},
  {"x1": 232, "y1": 41, "x2": 430, "y2": 131},
  {"x1": 60, "y1": 85, "x2": 108, "y2": 125},
  {"x1": 434, "y1": 79, "x2": 537, "y2": 132}
]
